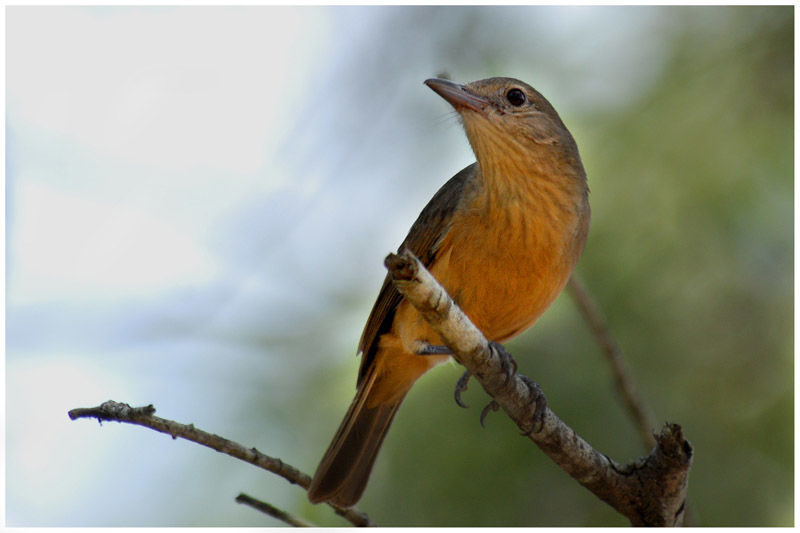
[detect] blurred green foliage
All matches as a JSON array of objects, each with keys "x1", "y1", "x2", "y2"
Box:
[{"x1": 294, "y1": 6, "x2": 792, "y2": 527}]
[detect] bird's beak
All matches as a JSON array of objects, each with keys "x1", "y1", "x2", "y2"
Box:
[{"x1": 425, "y1": 78, "x2": 489, "y2": 113}]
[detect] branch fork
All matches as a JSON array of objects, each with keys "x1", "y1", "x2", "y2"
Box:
[{"x1": 68, "y1": 400, "x2": 375, "y2": 527}]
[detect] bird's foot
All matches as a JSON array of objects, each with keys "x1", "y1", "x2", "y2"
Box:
[
  {"x1": 475, "y1": 342, "x2": 518, "y2": 426},
  {"x1": 478, "y1": 342, "x2": 546, "y2": 430},
  {"x1": 479, "y1": 376, "x2": 547, "y2": 431},
  {"x1": 519, "y1": 375, "x2": 548, "y2": 434},
  {"x1": 415, "y1": 344, "x2": 472, "y2": 408},
  {"x1": 489, "y1": 341, "x2": 518, "y2": 384}
]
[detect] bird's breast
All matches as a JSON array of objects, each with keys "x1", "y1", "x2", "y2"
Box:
[{"x1": 430, "y1": 194, "x2": 581, "y2": 342}]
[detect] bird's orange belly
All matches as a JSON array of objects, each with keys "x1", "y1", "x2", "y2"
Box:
[
  {"x1": 391, "y1": 213, "x2": 574, "y2": 358},
  {"x1": 432, "y1": 241, "x2": 568, "y2": 342}
]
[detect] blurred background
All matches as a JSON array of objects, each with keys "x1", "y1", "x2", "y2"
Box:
[{"x1": 6, "y1": 5, "x2": 792, "y2": 527}]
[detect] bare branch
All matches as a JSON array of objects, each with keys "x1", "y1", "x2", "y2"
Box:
[
  {"x1": 68, "y1": 401, "x2": 375, "y2": 527},
  {"x1": 566, "y1": 275, "x2": 697, "y2": 525},
  {"x1": 236, "y1": 493, "x2": 314, "y2": 527},
  {"x1": 384, "y1": 249, "x2": 692, "y2": 527},
  {"x1": 566, "y1": 274, "x2": 657, "y2": 449}
]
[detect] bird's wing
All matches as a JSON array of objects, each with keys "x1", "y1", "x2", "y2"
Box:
[{"x1": 356, "y1": 163, "x2": 478, "y2": 385}]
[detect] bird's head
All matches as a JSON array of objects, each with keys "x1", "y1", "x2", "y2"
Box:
[{"x1": 425, "y1": 77, "x2": 582, "y2": 177}]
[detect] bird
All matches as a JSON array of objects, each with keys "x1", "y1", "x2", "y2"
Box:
[{"x1": 307, "y1": 76, "x2": 590, "y2": 507}]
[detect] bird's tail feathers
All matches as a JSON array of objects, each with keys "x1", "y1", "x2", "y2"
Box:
[{"x1": 307, "y1": 362, "x2": 413, "y2": 507}]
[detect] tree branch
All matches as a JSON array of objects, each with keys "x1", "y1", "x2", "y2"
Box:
[
  {"x1": 384, "y1": 249, "x2": 692, "y2": 527},
  {"x1": 236, "y1": 493, "x2": 314, "y2": 527},
  {"x1": 566, "y1": 274, "x2": 657, "y2": 450},
  {"x1": 67, "y1": 401, "x2": 375, "y2": 527},
  {"x1": 566, "y1": 275, "x2": 697, "y2": 525}
]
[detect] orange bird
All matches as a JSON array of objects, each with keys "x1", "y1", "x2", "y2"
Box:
[{"x1": 308, "y1": 77, "x2": 590, "y2": 507}]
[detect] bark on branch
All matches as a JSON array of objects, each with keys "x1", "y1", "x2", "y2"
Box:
[
  {"x1": 384, "y1": 249, "x2": 692, "y2": 527},
  {"x1": 67, "y1": 401, "x2": 375, "y2": 527}
]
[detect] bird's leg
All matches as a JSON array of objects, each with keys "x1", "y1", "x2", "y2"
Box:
[{"x1": 415, "y1": 344, "x2": 452, "y2": 356}]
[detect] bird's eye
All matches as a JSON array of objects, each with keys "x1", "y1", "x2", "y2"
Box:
[{"x1": 506, "y1": 88, "x2": 526, "y2": 107}]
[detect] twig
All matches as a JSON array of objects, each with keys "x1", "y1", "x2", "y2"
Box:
[
  {"x1": 68, "y1": 401, "x2": 375, "y2": 527},
  {"x1": 236, "y1": 493, "x2": 314, "y2": 527},
  {"x1": 567, "y1": 275, "x2": 697, "y2": 525},
  {"x1": 566, "y1": 274, "x2": 657, "y2": 449},
  {"x1": 385, "y1": 249, "x2": 692, "y2": 526}
]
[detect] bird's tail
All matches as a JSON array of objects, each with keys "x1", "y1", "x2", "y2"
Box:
[{"x1": 307, "y1": 359, "x2": 416, "y2": 508}]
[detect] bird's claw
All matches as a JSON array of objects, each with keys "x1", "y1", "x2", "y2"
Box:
[
  {"x1": 519, "y1": 375, "x2": 548, "y2": 434},
  {"x1": 480, "y1": 400, "x2": 500, "y2": 428},
  {"x1": 454, "y1": 370, "x2": 471, "y2": 408},
  {"x1": 489, "y1": 341, "x2": 518, "y2": 385},
  {"x1": 453, "y1": 342, "x2": 539, "y2": 430}
]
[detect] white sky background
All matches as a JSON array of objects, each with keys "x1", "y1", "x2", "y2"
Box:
[{"x1": 6, "y1": 6, "x2": 671, "y2": 526}]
